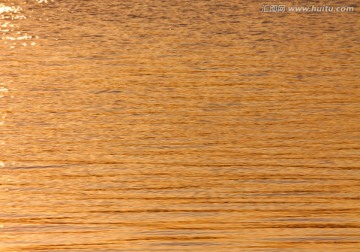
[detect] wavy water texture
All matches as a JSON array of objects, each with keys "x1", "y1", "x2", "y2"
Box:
[{"x1": 0, "y1": 0, "x2": 359, "y2": 251}]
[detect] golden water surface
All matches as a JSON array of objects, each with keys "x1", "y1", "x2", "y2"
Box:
[{"x1": 0, "y1": 0, "x2": 359, "y2": 251}]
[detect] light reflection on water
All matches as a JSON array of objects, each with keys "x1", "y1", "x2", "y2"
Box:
[
  {"x1": 0, "y1": 3, "x2": 22, "y2": 14},
  {"x1": 0, "y1": 1, "x2": 42, "y2": 48},
  {"x1": 1, "y1": 0, "x2": 359, "y2": 251}
]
